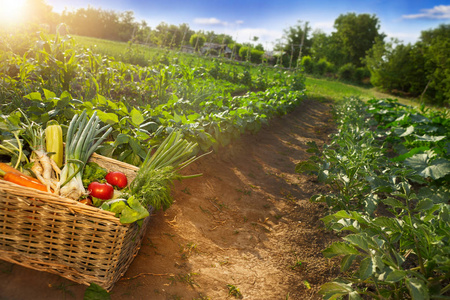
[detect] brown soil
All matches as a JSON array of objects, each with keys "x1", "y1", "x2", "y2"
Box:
[{"x1": 0, "y1": 99, "x2": 342, "y2": 300}]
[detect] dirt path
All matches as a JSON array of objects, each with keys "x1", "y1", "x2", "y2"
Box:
[{"x1": 0, "y1": 99, "x2": 341, "y2": 300}]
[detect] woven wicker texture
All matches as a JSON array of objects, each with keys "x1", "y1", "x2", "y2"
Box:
[{"x1": 0, "y1": 154, "x2": 151, "y2": 291}]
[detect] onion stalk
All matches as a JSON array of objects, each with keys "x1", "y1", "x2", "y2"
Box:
[
  {"x1": 130, "y1": 130, "x2": 210, "y2": 210},
  {"x1": 59, "y1": 110, "x2": 112, "y2": 200}
]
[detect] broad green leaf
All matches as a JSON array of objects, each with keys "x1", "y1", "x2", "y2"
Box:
[
  {"x1": 382, "y1": 197, "x2": 406, "y2": 209},
  {"x1": 404, "y1": 154, "x2": 450, "y2": 180},
  {"x1": 23, "y1": 91, "x2": 42, "y2": 101},
  {"x1": 373, "y1": 255, "x2": 384, "y2": 272},
  {"x1": 343, "y1": 234, "x2": 369, "y2": 252},
  {"x1": 414, "y1": 199, "x2": 434, "y2": 212},
  {"x1": 363, "y1": 194, "x2": 378, "y2": 216},
  {"x1": 113, "y1": 133, "x2": 130, "y2": 146},
  {"x1": 372, "y1": 216, "x2": 401, "y2": 231},
  {"x1": 106, "y1": 99, "x2": 118, "y2": 110},
  {"x1": 84, "y1": 283, "x2": 111, "y2": 300},
  {"x1": 130, "y1": 108, "x2": 144, "y2": 126},
  {"x1": 60, "y1": 90, "x2": 73, "y2": 103},
  {"x1": 392, "y1": 250, "x2": 406, "y2": 266},
  {"x1": 306, "y1": 141, "x2": 320, "y2": 154},
  {"x1": 319, "y1": 281, "x2": 354, "y2": 299},
  {"x1": 348, "y1": 291, "x2": 363, "y2": 300},
  {"x1": 418, "y1": 186, "x2": 450, "y2": 204},
  {"x1": 318, "y1": 169, "x2": 329, "y2": 182},
  {"x1": 43, "y1": 89, "x2": 56, "y2": 100},
  {"x1": 295, "y1": 161, "x2": 319, "y2": 174},
  {"x1": 101, "y1": 200, "x2": 126, "y2": 215},
  {"x1": 120, "y1": 196, "x2": 150, "y2": 224},
  {"x1": 128, "y1": 138, "x2": 147, "y2": 160},
  {"x1": 399, "y1": 125, "x2": 414, "y2": 137},
  {"x1": 385, "y1": 269, "x2": 407, "y2": 282},
  {"x1": 341, "y1": 254, "x2": 357, "y2": 272},
  {"x1": 358, "y1": 257, "x2": 374, "y2": 280},
  {"x1": 322, "y1": 242, "x2": 360, "y2": 258},
  {"x1": 414, "y1": 134, "x2": 446, "y2": 142},
  {"x1": 409, "y1": 113, "x2": 430, "y2": 124},
  {"x1": 187, "y1": 113, "x2": 201, "y2": 122},
  {"x1": 94, "y1": 94, "x2": 108, "y2": 105},
  {"x1": 96, "y1": 111, "x2": 119, "y2": 124},
  {"x1": 391, "y1": 146, "x2": 430, "y2": 162},
  {"x1": 135, "y1": 130, "x2": 151, "y2": 141},
  {"x1": 333, "y1": 210, "x2": 353, "y2": 219},
  {"x1": 406, "y1": 278, "x2": 429, "y2": 300},
  {"x1": 173, "y1": 112, "x2": 182, "y2": 123}
]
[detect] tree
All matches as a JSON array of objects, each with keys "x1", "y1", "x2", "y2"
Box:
[
  {"x1": 24, "y1": 0, "x2": 55, "y2": 26},
  {"x1": 332, "y1": 13, "x2": 385, "y2": 67},
  {"x1": 229, "y1": 43, "x2": 242, "y2": 59},
  {"x1": 275, "y1": 21, "x2": 312, "y2": 65},
  {"x1": 134, "y1": 20, "x2": 152, "y2": 44},
  {"x1": 178, "y1": 23, "x2": 194, "y2": 47},
  {"x1": 189, "y1": 33, "x2": 206, "y2": 51},
  {"x1": 364, "y1": 38, "x2": 426, "y2": 94},
  {"x1": 254, "y1": 43, "x2": 264, "y2": 51},
  {"x1": 280, "y1": 21, "x2": 312, "y2": 67},
  {"x1": 118, "y1": 11, "x2": 136, "y2": 41},
  {"x1": 420, "y1": 24, "x2": 450, "y2": 105},
  {"x1": 365, "y1": 24, "x2": 449, "y2": 106},
  {"x1": 310, "y1": 29, "x2": 344, "y2": 65}
]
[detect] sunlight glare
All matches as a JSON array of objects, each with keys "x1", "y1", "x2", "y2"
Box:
[{"x1": 0, "y1": 0, "x2": 27, "y2": 26}]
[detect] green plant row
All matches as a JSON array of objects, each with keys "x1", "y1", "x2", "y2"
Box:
[
  {"x1": 0, "y1": 31, "x2": 306, "y2": 167},
  {"x1": 297, "y1": 97, "x2": 449, "y2": 299}
]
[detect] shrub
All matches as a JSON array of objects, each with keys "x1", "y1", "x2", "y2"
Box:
[
  {"x1": 250, "y1": 48, "x2": 264, "y2": 64},
  {"x1": 229, "y1": 43, "x2": 242, "y2": 58},
  {"x1": 338, "y1": 63, "x2": 356, "y2": 81},
  {"x1": 189, "y1": 34, "x2": 206, "y2": 51},
  {"x1": 239, "y1": 46, "x2": 250, "y2": 61},
  {"x1": 313, "y1": 58, "x2": 333, "y2": 76},
  {"x1": 301, "y1": 55, "x2": 314, "y2": 73},
  {"x1": 353, "y1": 67, "x2": 370, "y2": 83}
]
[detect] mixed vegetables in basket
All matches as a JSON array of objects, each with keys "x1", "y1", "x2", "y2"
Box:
[{"x1": 0, "y1": 109, "x2": 204, "y2": 224}]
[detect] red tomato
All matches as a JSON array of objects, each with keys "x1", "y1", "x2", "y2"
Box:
[
  {"x1": 88, "y1": 182, "x2": 114, "y2": 200},
  {"x1": 105, "y1": 171, "x2": 128, "y2": 189}
]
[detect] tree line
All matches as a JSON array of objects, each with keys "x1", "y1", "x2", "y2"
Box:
[
  {"x1": 6, "y1": 0, "x2": 450, "y2": 106},
  {"x1": 276, "y1": 15, "x2": 449, "y2": 106}
]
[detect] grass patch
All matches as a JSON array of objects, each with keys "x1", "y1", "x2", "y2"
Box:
[{"x1": 305, "y1": 76, "x2": 419, "y2": 106}]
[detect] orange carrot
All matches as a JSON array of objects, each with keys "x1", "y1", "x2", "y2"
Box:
[
  {"x1": 3, "y1": 172, "x2": 49, "y2": 192},
  {"x1": 0, "y1": 162, "x2": 23, "y2": 174},
  {"x1": 0, "y1": 163, "x2": 43, "y2": 185}
]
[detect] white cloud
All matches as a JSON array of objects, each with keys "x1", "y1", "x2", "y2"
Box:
[
  {"x1": 312, "y1": 21, "x2": 334, "y2": 32},
  {"x1": 402, "y1": 5, "x2": 450, "y2": 19},
  {"x1": 194, "y1": 17, "x2": 226, "y2": 26},
  {"x1": 193, "y1": 18, "x2": 244, "y2": 27},
  {"x1": 223, "y1": 27, "x2": 283, "y2": 49},
  {"x1": 193, "y1": 17, "x2": 282, "y2": 50}
]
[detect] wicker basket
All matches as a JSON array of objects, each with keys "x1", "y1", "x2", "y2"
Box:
[{"x1": 0, "y1": 153, "x2": 152, "y2": 291}]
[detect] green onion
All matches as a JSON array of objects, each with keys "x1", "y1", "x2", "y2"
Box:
[
  {"x1": 130, "y1": 130, "x2": 210, "y2": 210},
  {"x1": 59, "y1": 110, "x2": 112, "y2": 200}
]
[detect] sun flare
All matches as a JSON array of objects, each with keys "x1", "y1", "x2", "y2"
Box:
[{"x1": 0, "y1": 0, "x2": 27, "y2": 26}]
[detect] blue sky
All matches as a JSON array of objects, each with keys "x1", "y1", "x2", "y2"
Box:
[{"x1": 47, "y1": 0, "x2": 450, "y2": 49}]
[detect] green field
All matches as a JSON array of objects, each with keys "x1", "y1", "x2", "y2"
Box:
[
  {"x1": 74, "y1": 35, "x2": 418, "y2": 106},
  {"x1": 1, "y1": 31, "x2": 448, "y2": 300},
  {"x1": 305, "y1": 76, "x2": 415, "y2": 104}
]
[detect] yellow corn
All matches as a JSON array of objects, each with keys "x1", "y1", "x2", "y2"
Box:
[{"x1": 45, "y1": 123, "x2": 63, "y2": 168}]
